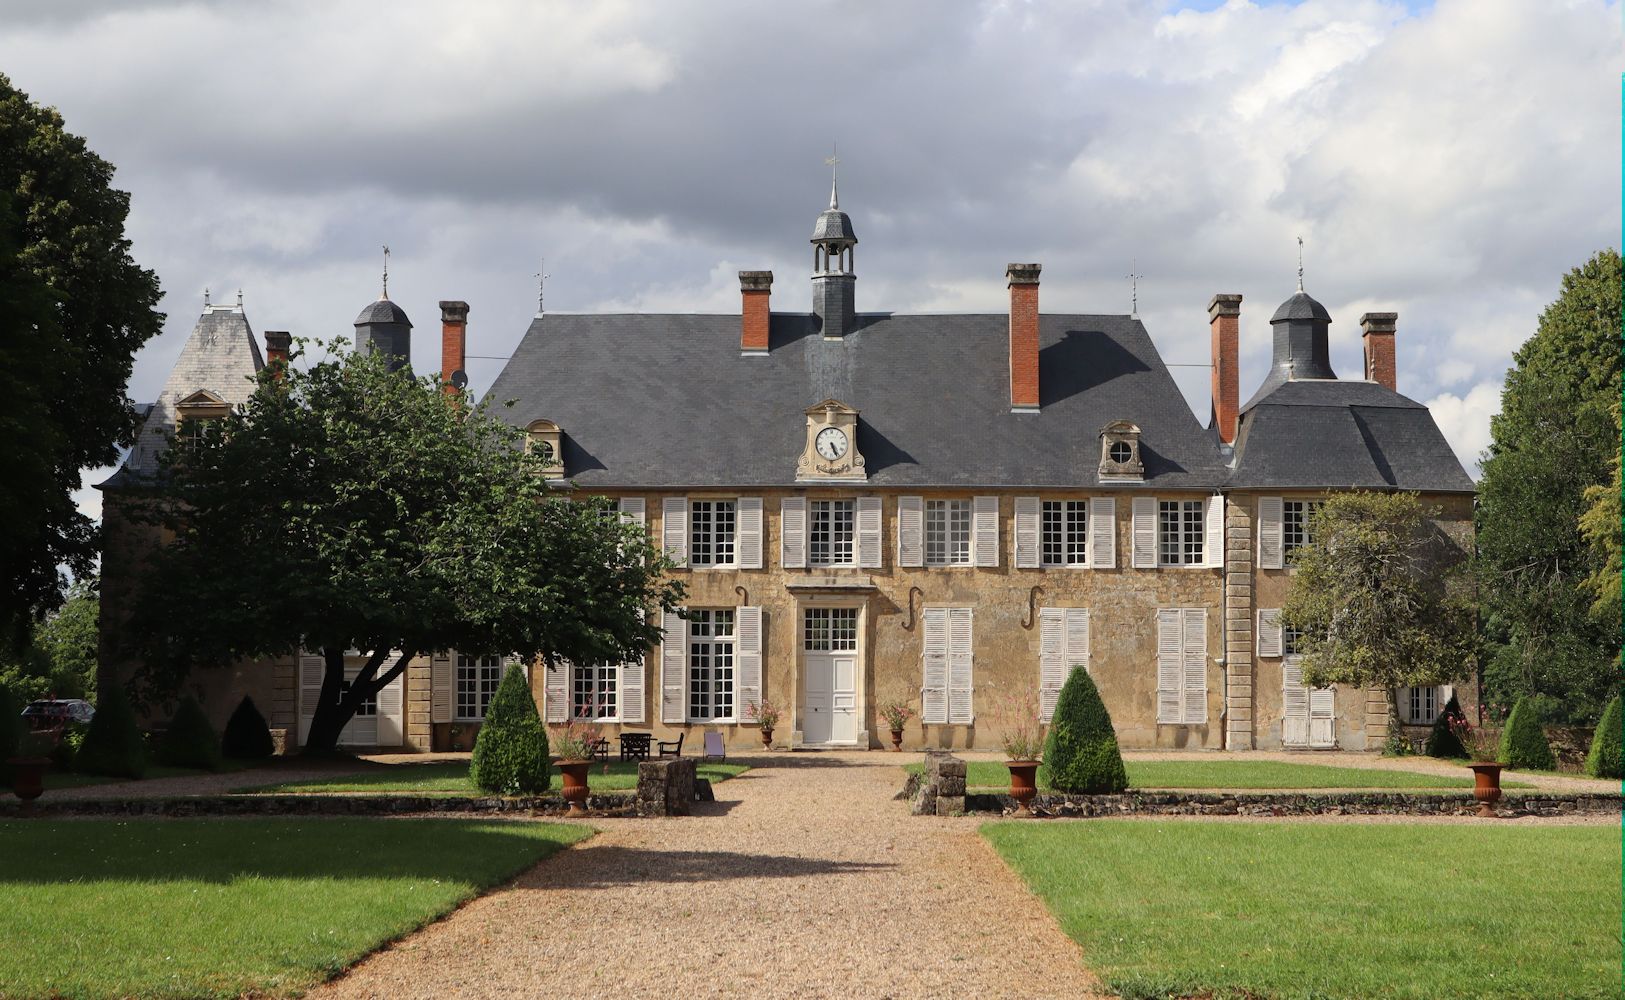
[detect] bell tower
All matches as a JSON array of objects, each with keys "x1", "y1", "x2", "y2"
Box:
[{"x1": 811, "y1": 152, "x2": 857, "y2": 339}]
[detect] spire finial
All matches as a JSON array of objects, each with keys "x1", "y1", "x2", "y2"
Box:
[
  {"x1": 1296, "y1": 235, "x2": 1304, "y2": 293},
  {"x1": 825, "y1": 144, "x2": 840, "y2": 210},
  {"x1": 203, "y1": 286, "x2": 210, "y2": 308},
  {"x1": 533, "y1": 259, "x2": 550, "y2": 318},
  {"x1": 236, "y1": 288, "x2": 243, "y2": 309},
  {"x1": 381, "y1": 244, "x2": 391, "y2": 299},
  {"x1": 1126, "y1": 260, "x2": 1142, "y2": 319}
]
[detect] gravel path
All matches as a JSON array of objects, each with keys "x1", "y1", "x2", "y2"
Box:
[{"x1": 311, "y1": 752, "x2": 1105, "y2": 1000}]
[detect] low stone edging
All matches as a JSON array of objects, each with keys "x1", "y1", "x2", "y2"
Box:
[
  {"x1": 967, "y1": 789, "x2": 1623, "y2": 819},
  {"x1": 0, "y1": 791, "x2": 638, "y2": 819}
]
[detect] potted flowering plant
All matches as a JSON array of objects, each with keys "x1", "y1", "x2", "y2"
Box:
[
  {"x1": 549, "y1": 721, "x2": 600, "y2": 816},
  {"x1": 746, "y1": 699, "x2": 781, "y2": 749},
  {"x1": 1448, "y1": 714, "x2": 1504, "y2": 817},
  {"x1": 878, "y1": 701, "x2": 914, "y2": 751},
  {"x1": 994, "y1": 690, "x2": 1045, "y2": 815}
]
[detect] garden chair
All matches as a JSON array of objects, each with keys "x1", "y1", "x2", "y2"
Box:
[
  {"x1": 703, "y1": 731, "x2": 725, "y2": 761},
  {"x1": 589, "y1": 737, "x2": 610, "y2": 762},
  {"x1": 657, "y1": 732, "x2": 684, "y2": 758}
]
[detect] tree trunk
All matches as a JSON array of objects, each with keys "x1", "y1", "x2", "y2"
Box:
[{"x1": 300, "y1": 646, "x2": 415, "y2": 756}]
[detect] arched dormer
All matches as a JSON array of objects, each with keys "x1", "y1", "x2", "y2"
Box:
[
  {"x1": 525, "y1": 419, "x2": 564, "y2": 477},
  {"x1": 1098, "y1": 419, "x2": 1144, "y2": 482}
]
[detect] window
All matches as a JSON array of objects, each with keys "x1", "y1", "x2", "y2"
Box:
[
  {"x1": 1108, "y1": 441, "x2": 1132, "y2": 464},
  {"x1": 339, "y1": 678, "x2": 378, "y2": 717},
  {"x1": 925, "y1": 499, "x2": 972, "y2": 566},
  {"x1": 176, "y1": 415, "x2": 218, "y2": 454},
  {"x1": 1283, "y1": 500, "x2": 1323, "y2": 560},
  {"x1": 1041, "y1": 500, "x2": 1088, "y2": 566},
  {"x1": 688, "y1": 609, "x2": 736, "y2": 720},
  {"x1": 572, "y1": 662, "x2": 618, "y2": 720},
  {"x1": 804, "y1": 608, "x2": 858, "y2": 651},
  {"x1": 455, "y1": 654, "x2": 504, "y2": 720},
  {"x1": 1158, "y1": 500, "x2": 1205, "y2": 565},
  {"x1": 1283, "y1": 626, "x2": 1303, "y2": 656},
  {"x1": 690, "y1": 499, "x2": 737, "y2": 567},
  {"x1": 810, "y1": 500, "x2": 856, "y2": 567},
  {"x1": 1403, "y1": 686, "x2": 1441, "y2": 725}
]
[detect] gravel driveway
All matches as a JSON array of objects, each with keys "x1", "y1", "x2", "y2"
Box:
[{"x1": 310, "y1": 752, "x2": 1105, "y2": 1000}]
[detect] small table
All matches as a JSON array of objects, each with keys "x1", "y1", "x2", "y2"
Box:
[{"x1": 619, "y1": 732, "x2": 653, "y2": 762}]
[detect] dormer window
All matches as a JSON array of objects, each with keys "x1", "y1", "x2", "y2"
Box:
[
  {"x1": 1098, "y1": 420, "x2": 1144, "y2": 482},
  {"x1": 525, "y1": 419, "x2": 565, "y2": 476},
  {"x1": 175, "y1": 389, "x2": 229, "y2": 453}
]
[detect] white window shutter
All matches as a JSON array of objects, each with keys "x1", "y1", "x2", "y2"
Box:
[
  {"x1": 544, "y1": 659, "x2": 569, "y2": 723},
  {"x1": 921, "y1": 608, "x2": 948, "y2": 724},
  {"x1": 737, "y1": 496, "x2": 764, "y2": 569},
  {"x1": 948, "y1": 607, "x2": 974, "y2": 724},
  {"x1": 662, "y1": 497, "x2": 688, "y2": 567},
  {"x1": 1089, "y1": 496, "x2": 1116, "y2": 568},
  {"x1": 1014, "y1": 497, "x2": 1040, "y2": 568},
  {"x1": 973, "y1": 496, "x2": 1000, "y2": 567},
  {"x1": 781, "y1": 497, "x2": 807, "y2": 569},
  {"x1": 431, "y1": 651, "x2": 453, "y2": 724},
  {"x1": 1065, "y1": 608, "x2": 1090, "y2": 677},
  {"x1": 1182, "y1": 608, "x2": 1208, "y2": 724},
  {"x1": 1258, "y1": 496, "x2": 1284, "y2": 570},
  {"x1": 1131, "y1": 496, "x2": 1158, "y2": 568},
  {"x1": 298, "y1": 651, "x2": 325, "y2": 746},
  {"x1": 1205, "y1": 494, "x2": 1225, "y2": 568},
  {"x1": 897, "y1": 496, "x2": 924, "y2": 567},
  {"x1": 618, "y1": 497, "x2": 645, "y2": 529},
  {"x1": 857, "y1": 496, "x2": 883, "y2": 568},
  {"x1": 1155, "y1": 610, "x2": 1182, "y2": 724},
  {"x1": 1282, "y1": 657, "x2": 1309, "y2": 746},
  {"x1": 1257, "y1": 608, "x2": 1283, "y2": 658},
  {"x1": 376, "y1": 668, "x2": 404, "y2": 745},
  {"x1": 1038, "y1": 608, "x2": 1064, "y2": 723},
  {"x1": 1309, "y1": 685, "x2": 1336, "y2": 747},
  {"x1": 736, "y1": 605, "x2": 763, "y2": 723},
  {"x1": 620, "y1": 652, "x2": 646, "y2": 723},
  {"x1": 660, "y1": 610, "x2": 687, "y2": 724}
]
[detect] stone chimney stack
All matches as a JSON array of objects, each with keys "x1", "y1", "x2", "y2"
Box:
[
  {"x1": 739, "y1": 271, "x2": 773, "y2": 355},
  {"x1": 1208, "y1": 294, "x2": 1242, "y2": 445},
  {"x1": 1006, "y1": 263, "x2": 1041, "y2": 412},
  {"x1": 439, "y1": 300, "x2": 469, "y2": 392},
  {"x1": 1360, "y1": 312, "x2": 1397, "y2": 391},
  {"x1": 263, "y1": 330, "x2": 291, "y2": 372}
]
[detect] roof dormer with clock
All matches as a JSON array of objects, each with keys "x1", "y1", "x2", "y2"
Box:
[{"x1": 796, "y1": 399, "x2": 866, "y2": 482}]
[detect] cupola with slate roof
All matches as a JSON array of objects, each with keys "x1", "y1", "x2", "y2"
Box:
[
  {"x1": 811, "y1": 155, "x2": 857, "y2": 340},
  {"x1": 354, "y1": 247, "x2": 412, "y2": 371}
]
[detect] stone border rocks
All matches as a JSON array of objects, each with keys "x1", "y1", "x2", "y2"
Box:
[
  {"x1": 0, "y1": 791, "x2": 637, "y2": 819},
  {"x1": 968, "y1": 789, "x2": 1623, "y2": 819}
]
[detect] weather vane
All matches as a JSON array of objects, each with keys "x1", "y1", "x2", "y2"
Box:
[
  {"x1": 1126, "y1": 260, "x2": 1142, "y2": 318},
  {"x1": 1296, "y1": 235, "x2": 1304, "y2": 292},
  {"x1": 381, "y1": 244, "x2": 391, "y2": 299},
  {"x1": 203, "y1": 286, "x2": 210, "y2": 308},
  {"x1": 236, "y1": 288, "x2": 243, "y2": 309},
  {"x1": 534, "y1": 259, "x2": 550, "y2": 316},
  {"x1": 825, "y1": 144, "x2": 840, "y2": 210}
]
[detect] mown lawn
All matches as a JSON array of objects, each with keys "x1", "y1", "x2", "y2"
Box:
[
  {"x1": 245, "y1": 759, "x2": 750, "y2": 794},
  {"x1": 35, "y1": 762, "x2": 253, "y2": 792},
  {"x1": 984, "y1": 820, "x2": 1621, "y2": 999},
  {"x1": 0, "y1": 817, "x2": 589, "y2": 999},
  {"x1": 906, "y1": 759, "x2": 1533, "y2": 790}
]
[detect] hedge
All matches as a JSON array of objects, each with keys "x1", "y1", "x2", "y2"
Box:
[
  {"x1": 470, "y1": 666, "x2": 550, "y2": 794},
  {"x1": 156, "y1": 695, "x2": 222, "y2": 771},
  {"x1": 1424, "y1": 693, "x2": 1468, "y2": 759},
  {"x1": 222, "y1": 696, "x2": 275, "y2": 759},
  {"x1": 1584, "y1": 695, "x2": 1622, "y2": 779},
  {"x1": 1040, "y1": 667, "x2": 1128, "y2": 794},
  {"x1": 1499, "y1": 697, "x2": 1555, "y2": 771}
]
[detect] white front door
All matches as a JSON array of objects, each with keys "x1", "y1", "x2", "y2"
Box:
[
  {"x1": 1283, "y1": 657, "x2": 1335, "y2": 749},
  {"x1": 803, "y1": 607, "x2": 860, "y2": 745}
]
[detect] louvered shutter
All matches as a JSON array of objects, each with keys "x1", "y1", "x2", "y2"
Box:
[
  {"x1": 921, "y1": 608, "x2": 948, "y2": 724},
  {"x1": 1257, "y1": 608, "x2": 1283, "y2": 658},
  {"x1": 1089, "y1": 496, "x2": 1116, "y2": 568},
  {"x1": 1065, "y1": 608, "x2": 1090, "y2": 676},
  {"x1": 660, "y1": 610, "x2": 687, "y2": 724},
  {"x1": 1182, "y1": 608, "x2": 1208, "y2": 724},
  {"x1": 897, "y1": 496, "x2": 924, "y2": 567},
  {"x1": 618, "y1": 496, "x2": 646, "y2": 529},
  {"x1": 781, "y1": 497, "x2": 807, "y2": 569},
  {"x1": 947, "y1": 607, "x2": 974, "y2": 724},
  {"x1": 972, "y1": 496, "x2": 1000, "y2": 567},
  {"x1": 620, "y1": 649, "x2": 646, "y2": 724},
  {"x1": 298, "y1": 650, "x2": 325, "y2": 746},
  {"x1": 376, "y1": 666, "x2": 404, "y2": 745},
  {"x1": 735, "y1": 605, "x2": 763, "y2": 723},
  {"x1": 737, "y1": 497, "x2": 763, "y2": 569},
  {"x1": 1205, "y1": 494, "x2": 1225, "y2": 568},
  {"x1": 1282, "y1": 657, "x2": 1309, "y2": 747},
  {"x1": 1014, "y1": 497, "x2": 1040, "y2": 568},
  {"x1": 431, "y1": 651, "x2": 453, "y2": 724},
  {"x1": 1309, "y1": 685, "x2": 1336, "y2": 747},
  {"x1": 1131, "y1": 496, "x2": 1158, "y2": 568},
  {"x1": 1038, "y1": 608, "x2": 1065, "y2": 723},
  {"x1": 662, "y1": 497, "x2": 688, "y2": 566},
  {"x1": 1257, "y1": 497, "x2": 1284, "y2": 570},
  {"x1": 544, "y1": 659, "x2": 569, "y2": 722},
  {"x1": 1155, "y1": 610, "x2": 1182, "y2": 724},
  {"x1": 856, "y1": 496, "x2": 883, "y2": 568}
]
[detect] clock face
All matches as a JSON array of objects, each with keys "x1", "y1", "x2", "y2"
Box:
[{"x1": 815, "y1": 426, "x2": 849, "y2": 460}]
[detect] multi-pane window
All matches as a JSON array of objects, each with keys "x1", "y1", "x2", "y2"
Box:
[
  {"x1": 1404, "y1": 686, "x2": 1440, "y2": 725},
  {"x1": 804, "y1": 608, "x2": 859, "y2": 651},
  {"x1": 339, "y1": 679, "x2": 378, "y2": 716},
  {"x1": 688, "y1": 609, "x2": 736, "y2": 720},
  {"x1": 1283, "y1": 500, "x2": 1323, "y2": 560},
  {"x1": 1041, "y1": 500, "x2": 1088, "y2": 566},
  {"x1": 690, "y1": 499, "x2": 737, "y2": 567},
  {"x1": 810, "y1": 500, "x2": 856, "y2": 567},
  {"x1": 455, "y1": 654, "x2": 503, "y2": 720},
  {"x1": 924, "y1": 500, "x2": 972, "y2": 566},
  {"x1": 1283, "y1": 626, "x2": 1303, "y2": 656},
  {"x1": 572, "y1": 662, "x2": 618, "y2": 720},
  {"x1": 1158, "y1": 500, "x2": 1205, "y2": 565}
]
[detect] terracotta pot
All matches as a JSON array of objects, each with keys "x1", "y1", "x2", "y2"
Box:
[
  {"x1": 761, "y1": 728, "x2": 774, "y2": 750},
  {"x1": 7, "y1": 756, "x2": 49, "y2": 803},
  {"x1": 1006, "y1": 760, "x2": 1040, "y2": 816},
  {"x1": 557, "y1": 760, "x2": 591, "y2": 816},
  {"x1": 1468, "y1": 762, "x2": 1504, "y2": 818},
  {"x1": 890, "y1": 729, "x2": 904, "y2": 752}
]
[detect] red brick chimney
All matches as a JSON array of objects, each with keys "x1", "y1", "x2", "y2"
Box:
[
  {"x1": 1208, "y1": 294, "x2": 1241, "y2": 445},
  {"x1": 1361, "y1": 312, "x2": 1397, "y2": 391},
  {"x1": 439, "y1": 301, "x2": 469, "y2": 393},
  {"x1": 1007, "y1": 263, "x2": 1041, "y2": 411},
  {"x1": 264, "y1": 330, "x2": 291, "y2": 373},
  {"x1": 739, "y1": 271, "x2": 772, "y2": 355}
]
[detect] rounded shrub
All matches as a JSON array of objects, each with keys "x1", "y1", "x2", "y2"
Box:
[
  {"x1": 222, "y1": 695, "x2": 275, "y2": 759},
  {"x1": 470, "y1": 666, "x2": 549, "y2": 794},
  {"x1": 1424, "y1": 693, "x2": 1468, "y2": 759},
  {"x1": 1040, "y1": 666, "x2": 1127, "y2": 794},
  {"x1": 1498, "y1": 697, "x2": 1555, "y2": 771},
  {"x1": 156, "y1": 694, "x2": 222, "y2": 771},
  {"x1": 74, "y1": 685, "x2": 147, "y2": 779},
  {"x1": 1584, "y1": 694, "x2": 1622, "y2": 779}
]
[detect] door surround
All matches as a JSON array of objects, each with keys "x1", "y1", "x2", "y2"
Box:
[{"x1": 790, "y1": 595, "x2": 870, "y2": 748}]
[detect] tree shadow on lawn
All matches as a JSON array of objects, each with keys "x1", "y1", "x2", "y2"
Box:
[{"x1": 536, "y1": 844, "x2": 894, "y2": 888}]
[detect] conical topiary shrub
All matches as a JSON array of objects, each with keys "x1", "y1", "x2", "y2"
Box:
[
  {"x1": 1585, "y1": 694, "x2": 1622, "y2": 779},
  {"x1": 222, "y1": 696, "x2": 275, "y2": 759},
  {"x1": 156, "y1": 694, "x2": 222, "y2": 771},
  {"x1": 470, "y1": 666, "x2": 549, "y2": 794},
  {"x1": 1040, "y1": 667, "x2": 1128, "y2": 794},
  {"x1": 1424, "y1": 693, "x2": 1468, "y2": 759},
  {"x1": 1498, "y1": 697, "x2": 1555, "y2": 771},
  {"x1": 0, "y1": 683, "x2": 20, "y2": 784},
  {"x1": 75, "y1": 685, "x2": 147, "y2": 779}
]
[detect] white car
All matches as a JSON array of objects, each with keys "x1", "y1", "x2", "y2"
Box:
[{"x1": 20, "y1": 698, "x2": 96, "y2": 730}]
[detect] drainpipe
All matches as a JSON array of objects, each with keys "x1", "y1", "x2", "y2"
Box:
[{"x1": 1217, "y1": 489, "x2": 1229, "y2": 751}]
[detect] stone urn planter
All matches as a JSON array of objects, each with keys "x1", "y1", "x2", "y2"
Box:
[
  {"x1": 761, "y1": 727, "x2": 774, "y2": 750},
  {"x1": 557, "y1": 760, "x2": 591, "y2": 816},
  {"x1": 889, "y1": 729, "x2": 904, "y2": 752},
  {"x1": 1468, "y1": 762, "x2": 1504, "y2": 818},
  {"x1": 1005, "y1": 760, "x2": 1040, "y2": 816},
  {"x1": 6, "y1": 756, "x2": 49, "y2": 803}
]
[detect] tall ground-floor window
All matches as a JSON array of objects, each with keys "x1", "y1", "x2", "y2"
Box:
[
  {"x1": 573, "y1": 662, "x2": 619, "y2": 720},
  {"x1": 688, "y1": 609, "x2": 736, "y2": 720},
  {"x1": 456, "y1": 654, "x2": 504, "y2": 720}
]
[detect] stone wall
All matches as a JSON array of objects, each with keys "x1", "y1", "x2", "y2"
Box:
[
  {"x1": 963, "y1": 789, "x2": 1620, "y2": 819},
  {"x1": 0, "y1": 791, "x2": 637, "y2": 819},
  {"x1": 637, "y1": 758, "x2": 697, "y2": 816}
]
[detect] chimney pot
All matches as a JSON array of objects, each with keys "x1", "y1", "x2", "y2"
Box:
[
  {"x1": 439, "y1": 300, "x2": 469, "y2": 392},
  {"x1": 739, "y1": 271, "x2": 773, "y2": 354},
  {"x1": 1007, "y1": 263, "x2": 1041, "y2": 410},
  {"x1": 1208, "y1": 294, "x2": 1241, "y2": 445},
  {"x1": 1360, "y1": 312, "x2": 1398, "y2": 391},
  {"x1": 264, "y1": 331, "x2": 291, "y2": 374}
]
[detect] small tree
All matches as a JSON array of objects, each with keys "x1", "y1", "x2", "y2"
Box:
[
  {"x1": 1584, "y1": 695, "x2": 1622, "y2": 778},
  {"x1": 1040, "y1": 668, "x2": 1127, "y2": 794},
  {"x1": 75, "y1": 685, "x2": 146, "y2": 778},
  {"x1": 1423, "y1": 693, "x2": 1468, "y2": 759},
  {"x1": 222, "y1": 696, "x2": 275, "y2": 759},
  {"x1": 1498, "y1": 697, "x2": 1555, "y2": 771},
  {"x1": 470, "y1": 666, "x2": 549, "y2": 794},
  {"x1": 155, "y1": 694, "x2": 222, "y2": 771}
]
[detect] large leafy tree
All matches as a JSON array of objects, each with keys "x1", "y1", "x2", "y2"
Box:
[
  {"x1": 1279, "y1": 492, "x2": 1475, "y2": 710},
  {"x1": 0, "y1": 575, "x2": 99, "y2": 702},
  {"x1": 0, "y1": 75, "x2": 164, "y2": 648},
  {"x1": 125, "y1": 342, "x2": 683, "y2": 753},
  {"x1": 1476, "y1": 249, "x2": 1622, "y2": 724}
]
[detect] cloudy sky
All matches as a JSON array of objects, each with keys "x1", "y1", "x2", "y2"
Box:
[{"x1": 0, "y1": 0, "x2": 1617, "y2": 521}]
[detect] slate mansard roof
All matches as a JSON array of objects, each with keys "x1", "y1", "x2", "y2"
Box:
[{"x1": 486, "y1": 312, "x2": 1229, "y2": 490}]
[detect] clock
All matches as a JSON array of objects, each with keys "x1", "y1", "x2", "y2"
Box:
[{"x1": 815, "y1": 427, "x2": 849, "y2": 460}]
